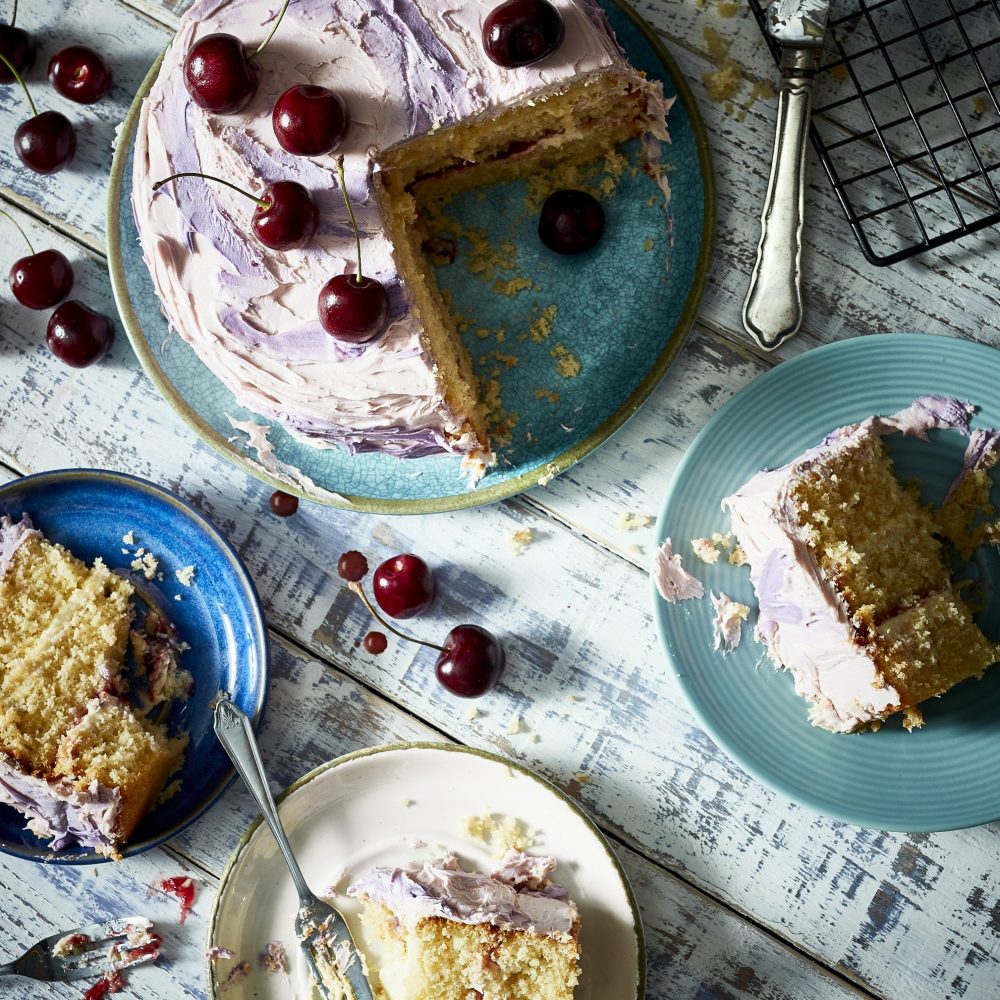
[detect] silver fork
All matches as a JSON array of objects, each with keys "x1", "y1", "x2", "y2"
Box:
[
  {"x1": 213, "y1": 698, "x2": 374, "y2": 1000},
  {"x1": 0, "y1": 916, "x2": 160, "y2": 983}
]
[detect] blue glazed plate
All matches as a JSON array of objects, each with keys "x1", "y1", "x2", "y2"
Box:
[
  {"x1": 107, "y1": 1, "x2": 713, "y2": 514},
  {"x1": 652, "y1": 334, "x2": 1000, "y2": 832},
  {"x1": 0, "y1": 470, "x2": 269, "y2": 862}
]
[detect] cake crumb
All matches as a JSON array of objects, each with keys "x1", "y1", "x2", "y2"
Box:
[
  {"x1": 507, "y1": 716, "x2": 525, "y2": 736},
  {"x1": 537, "y1": 463, "x2": 558, "y2": 486},
  {"x1": 508, "y1": 528, "x2": 535, "y2": 555},
  {"x1": 643, "y1": 237, "x2": 654, "y2": 251},
  {"x1": 401, "y1": 798, "x2": 415, "y2": 808},
  {"x1": 711, "y1": 592, "x2": 750, "y2": 652},
  {"x1": 551, "y1": 343, "x2": 581, "y2": 379},
  {"x1": 903, "y1": 706, "x2": 925, "y2": 732},
  {"x1": 465, "y1": 705, "x2": 480, "y2": 721},
  {"x1": 259, "y1": 941, "x2": 287, "y2": 974},
  {"x1": 122, "y1": 531, "x2": 135, "y2": 545},
  {"x1": 461, "y1": 813, "x2": 534, "y2": 855},
  {"x1": 131, "y1": 550, "x2": 159, "y2": 581},
  {"x1": 691, "y1": 537, "x2": 721, "y2": 564},
  {"x1": 205, "y1": 946, "x2": 237, "y2": 961},
  {"x1": 729, "y1": 546, "x2": 748, "y2": 566},
  {"x1": 219, "y1": 960, "x2": 251, "y2": 992},
  {"x1": 618, "y1": 512, "x2": 654, "y2": 532},
  {"x1": 175, "y1": 565, "x2": 196, "y2": 587},
  {"x1": 572, "y1": 772, "x2": 591, "y2": 785},
  {"x1": 174, "y1": 594, "x2": 183, "y2": 601}
]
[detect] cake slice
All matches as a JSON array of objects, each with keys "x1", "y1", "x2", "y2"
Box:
[
  {"x1": 0, "y1": 515, "x2": 188, "y2": 856},
  {"x1": 341, "y1": 850, "x2": 581, "y2": 1000},
  {"x1": 723, "y1": 396, "x2": 1000, "y2": 733}
]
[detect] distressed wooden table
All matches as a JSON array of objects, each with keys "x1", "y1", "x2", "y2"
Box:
[{"x1": 2, "y1": 1, "x2": 999, "y2": 998}]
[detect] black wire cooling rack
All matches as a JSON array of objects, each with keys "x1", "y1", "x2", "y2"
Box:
[{"x1": 748, "y1": 0, "x2": 1000, "y2": 265}]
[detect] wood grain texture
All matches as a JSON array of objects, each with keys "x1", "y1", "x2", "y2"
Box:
[{"x1": 2, "y1": 1, "x2": 1000, "y2": 998}]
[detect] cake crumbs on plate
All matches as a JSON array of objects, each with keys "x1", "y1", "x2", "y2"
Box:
[
  {"x1": 401, "y1": 798, "x2": 416, "y2": 808},
  {"x1": 130, "y1": 550, "x2": 159, "y2": 581},
  {"x1": 903, "y1": 706, "x2": 925, "y2": 732},
  {"x1": 465, "y1": 705, "x2": 480, "y2": 721},
  {"x1": 711, "y1": 592, "x2": 750, "y2": 652},
  {"x1": 572, "y1": 771, "x2": 592, "y2": 785},
  {"x1": 175, "y1": 565, "x2": 196, "y2": 587},
  {"x1": 508, "y1": 528, "x2": 535, "y2": 555},
  {"x1": 122, "y1": 531, "x2": 135, "y2": 545},
  {"x1": 205, "y1": 946, "x2": 236, "y2": 961},
  {"x1": 260, "y1": 941, "x2": 287, "y2": 973},
  {"x1": 691, "y1": 537, "x2": 721, "y2": 564},
  {"x1": 729, "y1": 545, "x2": 748, "y2": 566},
  {"x1": 219, "y1": 960, "x2": 251, "y2": 992},
  {"x1": 537, "y1": 463, "x2": 558, "y2": 486},
  {"x1": 461, "y1": 812, "x2": 535, "y2": 855}
]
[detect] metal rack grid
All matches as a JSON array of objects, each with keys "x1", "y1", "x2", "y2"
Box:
[{"x1": 748, "y1": 0, "x2": 1000, "y2": 265}]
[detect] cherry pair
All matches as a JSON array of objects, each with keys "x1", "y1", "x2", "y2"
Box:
[{"x1": 338, "y1": 550, "x2": 505, "y2": 698}]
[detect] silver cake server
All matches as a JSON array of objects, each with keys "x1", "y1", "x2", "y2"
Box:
[
  {"x1": 743, "y1": 0, "x2": 831, "y2": 351},
  {"x1": 213, "y1": 698, "x2": 374, "y2": 1000}
]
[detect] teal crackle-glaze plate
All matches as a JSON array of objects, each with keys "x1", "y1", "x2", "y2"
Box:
[
  {"x1": 107, "y1": 1, "x2": 713, "y2": 514},
  {"x1": 652, "y1": 334, "x2": 1000, "y2": 832}
]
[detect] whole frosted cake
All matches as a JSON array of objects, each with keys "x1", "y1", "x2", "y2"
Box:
[
  {"x1": 338, "y1": 850, "x2": 581, "y2": 999},
  {"x1": 132, "y1": 0, "x2": 669, "y2": 470},
  {"x1": 723, "y1": 396, "x2": 1000, "y2": 733}
]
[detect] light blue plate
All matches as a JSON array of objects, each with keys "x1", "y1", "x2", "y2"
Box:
[
  {"x1": 107, "y1": 1, "x2": 714, "y2": 513},
  {"x1": 652, "y1": 334, "x2": 1000, "y2": 832},
  {"x1": 0, "y1": 470, "x2": 269, "y2": 863}
]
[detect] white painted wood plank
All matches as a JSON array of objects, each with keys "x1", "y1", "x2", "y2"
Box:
[
  {"x1": 1, "y1": 201, "x2": 998, "y2": 999},
  {"x1": 0, "y1": 628, "x2": 859, "y2": 1000}
]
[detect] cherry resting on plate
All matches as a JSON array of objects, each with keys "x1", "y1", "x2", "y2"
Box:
[
  {"x1": 538, "y1": 189, "x2": 604, "y2": 254},
  {"x1": 49, "y1": 45, "x2": 112, "y2": 104},
  {"x1": 152, "y1": 172, "x2": 318, "y2": 251},
  {"x1": 183, "y1": 0, "x2": 289, "y2": 113},
  {"x1": 319, "y1": 157, "x2": 389, "y2": 343},
  {"x1": 269, "y1": 490, "x2": 299, "y2": 516},
  {"x1": 9, "y1": 247, "x2": 73, "y2": 309},
  {"x1": 374, "y1": 553, "x2": 436, "y2": 619},
  {"x1": 482, "y1": 0, "x2": 565, "y2": 68},
  {"x1": 435, "y1": 624, "x2": 506, "y2": 697},
  {"x1": 0, "y1": 0, "x2": 33, "y2": 84},
  {"x1": 0, "y1": 52, "x2": 75, "y2": 174},
  {"x1": 272, "y1": 84, "x2": 350, "y2": 157},
  {"x1": 46, "y1": 301, "x2": 114, "y2": 367}
]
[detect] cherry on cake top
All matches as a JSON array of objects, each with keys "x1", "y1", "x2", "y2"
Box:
[
  {"x1": 152, "y1": 172, "x2": 318, "y2": 251},
  {"x1": 49, "y1": 45, "x2": 112, "y2": 104},
  {"x1": 183, "y1": 0, "x2": 289, "y2": 113},
  {"x1": 483, "y1": 0, "x2": 566, "y2": 68},
  {"x1": 272, "y1": 85, "x2": 350, "y2": 157}
]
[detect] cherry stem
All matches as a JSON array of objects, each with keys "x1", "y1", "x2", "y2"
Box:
[
  {"x1": 10, "y1": 0, "x2": 17, "y2": 28},
  {"x1": 0, "y1": 51, "x2": 37, "y2": 117},
  {"x1": 251, "y1": 0, "x2": 290, "y2": 60},
  {"x1": 0, "y1": 208, "x2": 33, "y2": 254},
  {"x1": 335, "y1": 155, "x2": 364, "y2": 286},
  {"x1": 348, "y1": 582, "x2": 445, "y2": 652},
  {"x1": 151, "y1": 172, "x2": 268, "y2": 210}
]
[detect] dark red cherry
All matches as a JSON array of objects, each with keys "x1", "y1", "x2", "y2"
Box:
[
  {"x1": 252, "y1": 181, "x2": 318, "y2": 251},
  {"x1": 184, "y1": 33, "x2": 258, "y2": 114},
  {"x1": 373, "y1": 554, "x2": 435, "y2": 619},
  {"x1": 9, "y1": 248, "x2": 73, "y2": 309},
  {"x1": 16, "y1": 111, "x2": 76, "y2": 174},
  {"x1": 435, "y1": 625, "x2": 505, "y2": 697},
  {"x1": 338, "y1": 550, "x2": 369, "y2": 582},
  {"x1": 483, "y1": 0, "x2": 565, "y2": 68},
  {"x1": 269, "y1": 490, "x2": 298, "y2": 516},
  {"x1": 539, "y1": 189, "x2": 604, "y2": 254},
  {"x1": 46, "y1": 301, "x2": 114, "y2": 367},
  {"x1": 48, "y1": 45, "x2": 112, "y2": 104},
  {"x1": 0, "y1": 23, "x2": 33, "y2": 83},
  {"x1": 364, "y1": 631, "x2": 388, "y2": 654},
  {"x1": 272, "y1": 85, "x2": 350, "y2": 156},
  {"x1": 318, "y1": 274, "x2": 389, "y2": 343}
]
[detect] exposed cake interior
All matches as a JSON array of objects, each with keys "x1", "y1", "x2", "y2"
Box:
[
  {"x1": 0, "y1": 516, "x2": 188, "y2": 855},
  {"x1": 724, "y1": 397, "x2": 1000, "y2": 733},
  {"x1": 341, "y1": 850, "x2": 581, "y2": 1000},
  {"x1": 376, "y1": 69, "x2": 669, "y2": 458}
]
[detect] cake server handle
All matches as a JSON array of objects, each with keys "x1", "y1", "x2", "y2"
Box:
[
  {"x1": 213, "y1": 698, "x2": 313, "y2": 905},
  {"x1": 742, "y1": 45, "x2": 819, "y2": 351}
]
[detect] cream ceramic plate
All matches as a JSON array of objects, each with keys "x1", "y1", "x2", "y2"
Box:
[{"x1": 208, "y1": 743, "x2": 643, "y2": 998}]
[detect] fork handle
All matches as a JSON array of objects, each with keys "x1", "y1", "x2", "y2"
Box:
[{"x1": 213, "y1": 699, "x2": 313, "y2": 904}]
